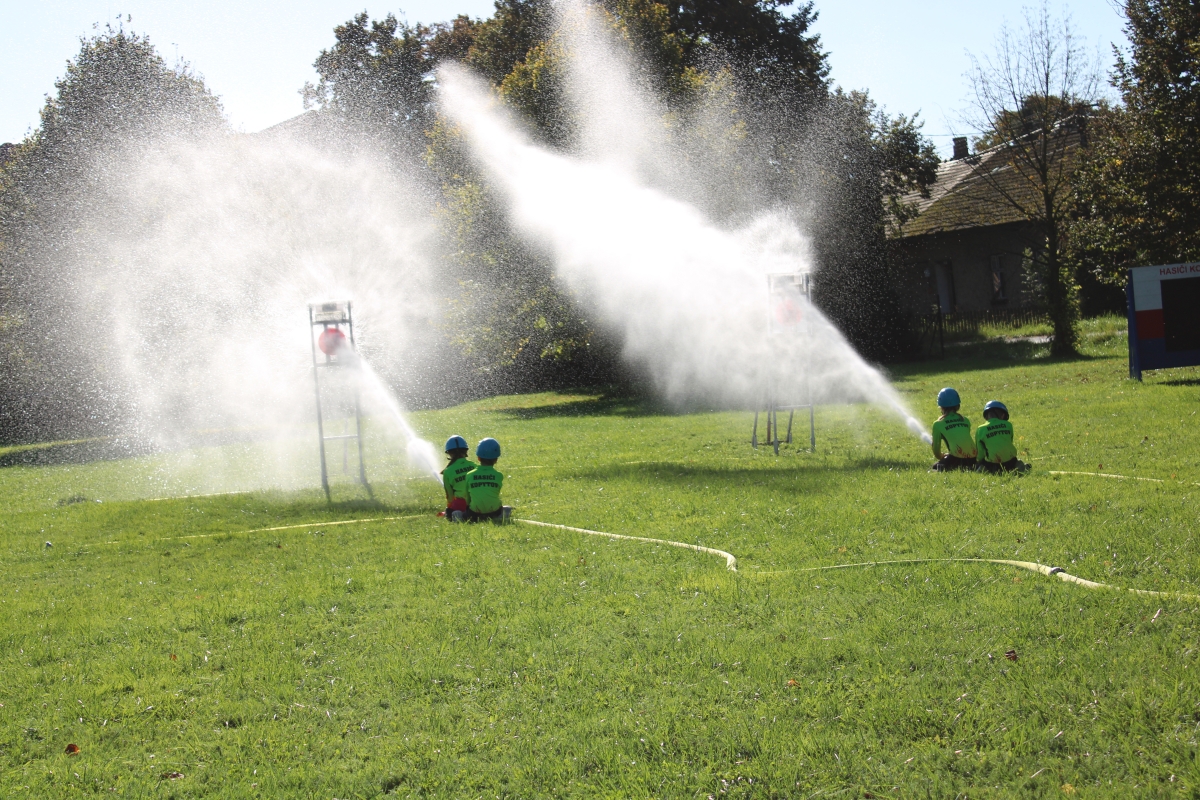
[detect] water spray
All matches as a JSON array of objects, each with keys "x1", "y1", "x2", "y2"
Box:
[
  {"x1": 356, "y1": 358, "x2": 442, "y2": 482},
  {"x1": 437, "y1": 66, "x2": 935, "y2": 445},
  {"x1": 308, "y1": 300, "x2": 441, "y2": 498}
]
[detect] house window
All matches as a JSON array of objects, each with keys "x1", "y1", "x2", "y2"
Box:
[{"x1": 990, "y1": 255, "x2": 1007, "y2": 304}]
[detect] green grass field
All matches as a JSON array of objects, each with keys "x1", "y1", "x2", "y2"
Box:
[
  {"x1": 3, "y1": 330, "x2": 1199, "y2": 797},
  {"x1": 942, "y1": 313, "x2": 1127, "y2": 348}
]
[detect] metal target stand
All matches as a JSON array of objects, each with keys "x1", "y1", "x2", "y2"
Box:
[
  {"x1": 309, "y1": 300, "x2": 371, "y2": 501},
  {"x1": 752, "y1": 272, "x2": 815, "y2": 455}
]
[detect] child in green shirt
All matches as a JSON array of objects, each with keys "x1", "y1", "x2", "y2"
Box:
[
  {"x1": 465, "y1": 437, "x2": 510, "y2": 523},
  {"x1": 440, "y1": 435, "x2": 476, "y2": 522},
  {"x1": 930, "y1": 387, "x2": 977, "y2": 471},
  {"x1": 975, "y1": 401, "x2": 1030, "y2": 474}
]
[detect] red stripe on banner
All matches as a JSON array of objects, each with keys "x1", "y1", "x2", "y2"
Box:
[{"x1": 1137, "y1": 309, "x2": 1165, "y2": 339}]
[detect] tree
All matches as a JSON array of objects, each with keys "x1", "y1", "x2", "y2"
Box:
[
  {"x1": 877, "y1": 110, "x2": 941, "y2": 235},
  {"x1": 466, "y1": 0, "x2": 553, "y2": 85},
  {"x1": 429, "y1": 0, "x2": 933, "y2": 368},
  {"x1": 425, "y1": 117, "x2": 603, "y2": 379},
  {"x1": 0, "y1": 27, "x2": 224, "y2": 442},
  {"x1": 667, "y1": 0, "x2": 828, "y2": 95},
  {"x1": 493, "y1": 0, "x2": 698, "y2": 146},
  {"x1": 1070, "y1": 0, "x2": 1200, "y2": 283},
  {"x1": 303, "y1": 12, "x2": 434, "y2": 160},
  {"x1": 963, "y1": 3, "x2": 1100, "y2": 356},
  {"x1": 786, "y1": 91, "x2": 939, "y2": 362},
  {"x1": 425, "y1": 0, "x2": 691, "y2": 382},
  {"x1": 426, "y1": 15, "x2": 483, "y2": 64}
]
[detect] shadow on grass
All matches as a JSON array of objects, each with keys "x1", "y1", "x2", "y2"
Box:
[
  {"x1": 293, "y1": 497, "x2": 397, "y2": 514},
  {"x1": 893, "y1": 340, "x2": 1105, "y2": 379},
  {"x1": 0, "y1": 427, "x2": 294, "y2": 470},
  {"x1": 149, "y1": 492, "x2": 429, "y2": 519},
  {"x1": 1158, "y1": 378, "x2": 1200, "y2": 387},
  {"x1": 490, "y1": 393, "x2": 666, "y2": 420},
  {"x1": 572, "y1": 457, "x2": 919, "y2": 490},
  {"x1": 0, "y1": 439, "x2": 152, "y2": 469}
]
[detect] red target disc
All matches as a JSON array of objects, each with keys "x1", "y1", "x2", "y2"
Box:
[{"x1": 318, "y1": 327, "x2": 348, "y2": 355}]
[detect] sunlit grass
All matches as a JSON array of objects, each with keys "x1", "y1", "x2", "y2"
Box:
[
  {"x1": 1, "y1": 346, "x2": 1198, "y2": 797},
  {"x1": 943, "y1": 312, "x2": 1127, "y2": 351}
]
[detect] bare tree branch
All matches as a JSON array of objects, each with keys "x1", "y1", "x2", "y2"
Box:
[{"x1": 960, "y1": 0, "x2": 1101, "y2": 355}]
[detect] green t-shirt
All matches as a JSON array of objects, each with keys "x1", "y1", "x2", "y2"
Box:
[
  {"x1": 976, "y1": 419, "x2": 1018, "y2": 464},
  {"x1": 441, "y1": 458, "x2": 477, "y2": 503},
  {"x1": 931, "y1": 412, "x2": 977, "y2": 459},
  {"x1": 465, "y1": 464, "x2": 504, "y2": 513}
]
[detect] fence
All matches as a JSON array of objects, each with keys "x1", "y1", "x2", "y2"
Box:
[{"x1": 918, "y1": 307, "x2": 1049, "y2": 358}]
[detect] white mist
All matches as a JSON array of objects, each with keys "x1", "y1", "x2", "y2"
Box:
[
  {"x1": 438, "y1": 45, "x2": 932, "y2": 443},
  {"x1": 68, "y1": 129, "x2": 445, "y2": 492}
]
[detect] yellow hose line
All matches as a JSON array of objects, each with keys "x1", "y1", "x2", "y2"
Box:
[
  {"x1": 240, "y1": 516, "x2": 426, "y2": 534},
  {"x1": 102, "y1": 515, "x2": 426, "y2": 545},
  {"x1": 1047, "y1": 470, "x2": 1164, "y2": 483},
  {"x1": 89, "y1": 506, "x2": 1198, "y2": 601},
  {"x1": 1048, "y1": 470, "x2": 1200, "y2": 487},
  {"x1": 754, "y1": 557, "x2": 1200, "y2": 601},
  {"x1": 144, "y1": 490, "x2": 256, "y2": 502},
  {"x1": 515, "y1": 518, "x2": 738, "y2": 572}
]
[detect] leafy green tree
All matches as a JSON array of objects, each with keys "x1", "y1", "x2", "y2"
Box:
[
  {"x1": 426, "y1": 15, "x2": 483, "y2": 64},
  {"x1": 0, "y1": 27, "x2": 223, "y2": 442},
  {"x1": 877, "y1": 110, "x2": 941, "y2": 235},
  {"x1": 608, "y1": 0, "x2": 693, "y2": 92},
  {"x1": 302, "y1": 12, "x2": 434, "y2": 160},
  {"x1": 668, "y1": 0, "x2": 828, "y2": 95},
  {"x1": 788, "y1": 91, "x2": 939, "y2": 361},
  {"x1": 1071, "y1": 0, "x2": 1200, "y2": 282},
  {"x1": 498, "y1": 36, "x2": 571, "y2": 145},
  {"x1": 426, "y1": 118, "x2": 602, "y2": 376},
  {"x1": 466, "y1": 0, "x2": 553, "y2": 85},
  {"x1": 494, "y1": 0, "x2": 698, "y2": 145},
  {"x1": 430, "y1": 0, "x2": 702, "y2": 379}
]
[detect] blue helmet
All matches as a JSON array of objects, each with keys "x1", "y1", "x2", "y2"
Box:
[
  {"x1": 444, "y1": 435, "x2": 468, "y2": 453},
  {"x1": 936, "y1": 387, "x2": 961, "y2": 408},
  {"x1": 983, "y1": 400, "x2": 1009, "y2": 418},
  {"x1": 476, "y1": 437, "x2": 501, "y2": 460}
]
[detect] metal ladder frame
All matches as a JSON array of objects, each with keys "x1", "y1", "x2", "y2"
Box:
[
  {"x1": 309, "y1": 301, "x2": 370, "y2": 501},
  {"x1": 752, "y1": 272, "x2": 816, "y2": 455}
]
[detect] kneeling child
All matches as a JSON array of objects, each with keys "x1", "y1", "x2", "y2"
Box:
[
  {"x1": 441, "y1": 435, "x2": 476, "y2": 522},
  {"x1": 465, "y1": 437, "x2": 508, "y2": 523},
  {"x1": 930, "y1": 387, "x2": 977, "y2": 471},
  {"x1": 975, "y1": 400, "x2": 1029, "y2": 474}
]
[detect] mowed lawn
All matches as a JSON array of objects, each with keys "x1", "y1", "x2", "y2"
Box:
[{"x1": 2, "y1": 331, "x2": 1199, "y2": 797}]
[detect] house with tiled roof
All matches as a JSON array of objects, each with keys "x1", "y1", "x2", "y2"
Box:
[
  {"x1": 890, "y1": 135, "x2": 1071, "y2": 316},
  {"x1": 890, "y1": 127, "x2": 1125, "y2": 321}
]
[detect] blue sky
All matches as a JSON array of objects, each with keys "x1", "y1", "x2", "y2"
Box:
[{"x1": 2, "y1": 0, "x2": 1126, "y2": 156}]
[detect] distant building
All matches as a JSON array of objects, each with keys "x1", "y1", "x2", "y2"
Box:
[
  {"x1": 253, "y1": 111, "x2": 327, "y2": 142},
  {"x1": 889, "y1": 135, "x2": 1051, "y2": 316}
]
